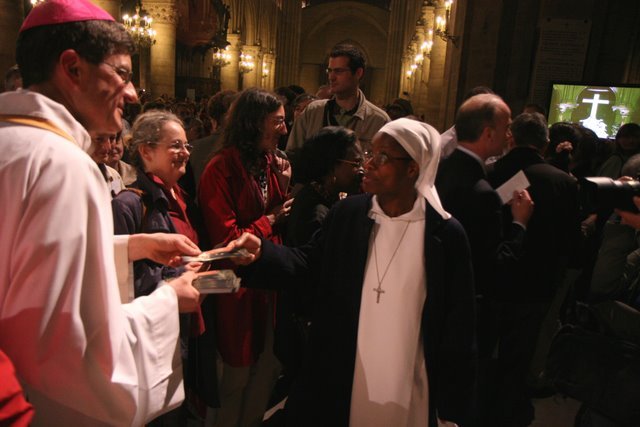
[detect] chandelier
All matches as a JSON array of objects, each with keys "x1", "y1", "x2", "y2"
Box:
[
  {"x1": 239, "y1": 52, "x2": 255, "y2": 74},
  {"x1": 122, "y1": 5, "x2": 157, "y2": 48},
  {"x1": 213, "y1": 47, "x2": 231, "y2": 68}
]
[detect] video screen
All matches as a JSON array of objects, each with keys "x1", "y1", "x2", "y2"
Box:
[{"x1": 548, "y1": 83, "x2": 640, "y2": 139}]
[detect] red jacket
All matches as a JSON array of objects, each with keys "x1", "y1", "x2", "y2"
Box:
[
  {"x1": 0, "y1": 350, "x2": 34, "y2": 426},
  {"x1": 199, "y1": 146, "x2": 287, "y2": 366}
]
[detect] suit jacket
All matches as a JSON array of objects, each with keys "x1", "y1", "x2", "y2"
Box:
[
  {"x1": 436, "y1": 148, "x2": 525, "y2": 298},
  {"x1": 244, "y1": 194, "x2": 477, "y2": 427},
  {"x1": 489, "y1": 146, "x2": 581, "y2": 301}
]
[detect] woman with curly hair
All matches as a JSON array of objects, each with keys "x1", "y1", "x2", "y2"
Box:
[{"x1": 198, "y1": 88, "x2": 291, "y2": 427}]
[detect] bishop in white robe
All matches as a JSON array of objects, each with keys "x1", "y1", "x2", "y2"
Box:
[{"x1": 0, "y1": 1, "x2": 201, "y2": 424}]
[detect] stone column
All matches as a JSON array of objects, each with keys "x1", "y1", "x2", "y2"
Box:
[
  {"x1": 383, "y1": 0, "x2": 413, "y2": 102},
  {"x1": 262, "y1": 52, "x2": 275, "y2": 90},
  {"x1": 138, "y1": 47, "x2": 151, "y2": 91},
  {"x1": 415, "y1": 5, "x2": 435, "y2": 118},
  {"x1": 440, "y1": 0, "x2": 465, "y2": 127},
  {"x1": 401, "y1": 53, "x2": 412, "y2": 96},
  {"x1": 425, "y1": 2, "x2": 448, "y2": 129},
  {"x1": 203, "y1": 48, "x2": 214, "y2": 79},
  {"x1": 240, "y1": 44, "x2": 261, "y2": 89},
  {"x1": 221, "y1": 33, "x2": 240, "y2": 91},
  {"x1": 91, "y1": 0, "x2": 120, "y2": 20},
  {"x1": 275, "y1": 0, "x2": 301, "y2": 87},
  {"x1": 269, "y1": 55, "x2": 276, "y2": 90},
  {"x1": 0, "y1": 0, "x2": 23, "y2": 87},
  {"x1": 146, "y1": 0, "x2": 177, "y2": 98}
]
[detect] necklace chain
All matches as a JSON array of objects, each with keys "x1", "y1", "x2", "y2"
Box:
[{"x1": 372, "y1": 221, "x2": 411, "y2": 303}]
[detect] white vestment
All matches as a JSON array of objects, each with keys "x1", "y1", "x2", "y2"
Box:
[
  {"x1": 0, "y1": 90, "x2": 183, "y2": 426},
  {"x1": 350, "y1": 196, "x2": 429, "y2": 427}
]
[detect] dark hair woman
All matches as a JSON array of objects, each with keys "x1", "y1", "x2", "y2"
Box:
[
  {"x1": 275, "y1": 126, "x2": 363, "y2": 390},
  {"x1": 287, "y1": 126, "x2": 363, "y2": 245},
  {"x1": 198, "y1": 88, "x2": 291, "y2": 426}
]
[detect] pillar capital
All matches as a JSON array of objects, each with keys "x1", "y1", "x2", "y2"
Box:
[{"x1": 145, "y1": 0, "x2": 178, "y2": 26}]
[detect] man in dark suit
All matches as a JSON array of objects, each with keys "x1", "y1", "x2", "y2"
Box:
[
  {"x1": 435, "y1": 94, "x2": 534, "y2": 426},
  {"x1": 229, "y1": 118, "x2": 476, "y2": 426},
  {"x1": 436, "y1": 93, "x2": 533, "y2": 333},
  {"x1": 488, "y1": 112, "x2": 581, "y2": 426}
]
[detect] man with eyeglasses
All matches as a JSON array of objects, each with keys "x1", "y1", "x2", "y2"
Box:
[
  {"x1": 286, "y1": 43, "x2": 389, "y2": 154},
  {"x1": 0, "y1": 0, "x2": 202, "y2": 425}
]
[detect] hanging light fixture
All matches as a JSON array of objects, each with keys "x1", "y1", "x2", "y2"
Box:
[
  {"x1": 122, "y1": 3, "x2": 156, "y2": 48},
  {"x1": 212, "y1": 46, "x2": 231, "y2": 68},
  {"x1": 239, "y1": 52, "x2": 255, "y2": 74}
]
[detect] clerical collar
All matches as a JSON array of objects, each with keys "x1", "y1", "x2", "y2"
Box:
[{"x1": 368, "y1": 195, "x2": 425, "y2": 223}]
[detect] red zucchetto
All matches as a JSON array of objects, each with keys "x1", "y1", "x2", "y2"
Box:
[{"x1": 20, "y1": 0, "x2": 115, "y2": 33}]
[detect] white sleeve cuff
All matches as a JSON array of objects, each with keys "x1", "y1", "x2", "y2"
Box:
[{"x1": 113, "y1": 235, "x2": 134, "y2": 303}]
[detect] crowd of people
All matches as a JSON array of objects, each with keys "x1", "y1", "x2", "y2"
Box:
[{"x1": 2, "y1": 1, "x2": 640, "y2": 427}]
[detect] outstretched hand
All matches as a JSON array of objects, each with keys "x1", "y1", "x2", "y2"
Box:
[
  {"x1": 267, "y1": 198, "x2": 294, "y2": 226},
  {"x1": 128, "y1": 233, "x2": 200, "y2": 266},
  {"x1": 223, "y1": 232, "x2": 263, "y2": 265}
]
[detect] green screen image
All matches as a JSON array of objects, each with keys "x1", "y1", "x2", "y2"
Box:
[{"x1": 548, "y1": 83, "x2": 640, "y2": 139}]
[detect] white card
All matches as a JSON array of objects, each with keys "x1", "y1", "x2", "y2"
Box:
[{"x1": 496, "y1": 170, "x2": 530, "y2": 204}]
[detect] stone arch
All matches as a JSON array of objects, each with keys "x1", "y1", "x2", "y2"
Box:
[{"x1": 299, "y1": 1, "x2": 389, "y2": 103}]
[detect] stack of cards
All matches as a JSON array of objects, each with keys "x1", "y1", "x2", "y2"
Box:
[
  {"x1": 181, "y1": 248, "x2": 250, "y2": 263},
  {"x1": 193, "y1": 270, "x2": 241, "y2": 294}
]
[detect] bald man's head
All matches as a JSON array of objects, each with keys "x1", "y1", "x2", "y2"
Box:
[{"x1": 455, "y1": 94, "x2": 510, "y2": 143}]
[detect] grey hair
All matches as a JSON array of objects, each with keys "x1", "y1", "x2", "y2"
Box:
[{"x1": 129, "y1": 110, "x2": 183, "y2": 168}]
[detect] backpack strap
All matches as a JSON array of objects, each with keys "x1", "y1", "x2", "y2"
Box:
[{"x1": 0, "y1": 114, "x2": 75, "y2": 143}]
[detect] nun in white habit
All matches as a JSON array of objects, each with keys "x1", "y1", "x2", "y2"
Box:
[
  {"x1": 350, "y1": 118, "x2": 459, "y2": 427},
  {"x1": 227, "y1": 118, "x2": 476, "y2": 427}
]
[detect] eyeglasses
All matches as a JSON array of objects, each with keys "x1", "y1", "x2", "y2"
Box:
[
  {"x1": 102, "y1": 62, "x2": 133, "y2": 85},
  {"x1": 148, "y1": 141, "x2": 193, "y2": 152},
  {"x1": 272, "y1": 117, "x2": 286, "y2": 128},
  {"x1": 337, "y1": 158, "x2": 364, "y2": 168},
  {"x1": 364, "y1": 151, "x2": 413, "y2": 167},
  {"x1": 326, "y1": 67, "x2": 351, "y2": 75}
]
